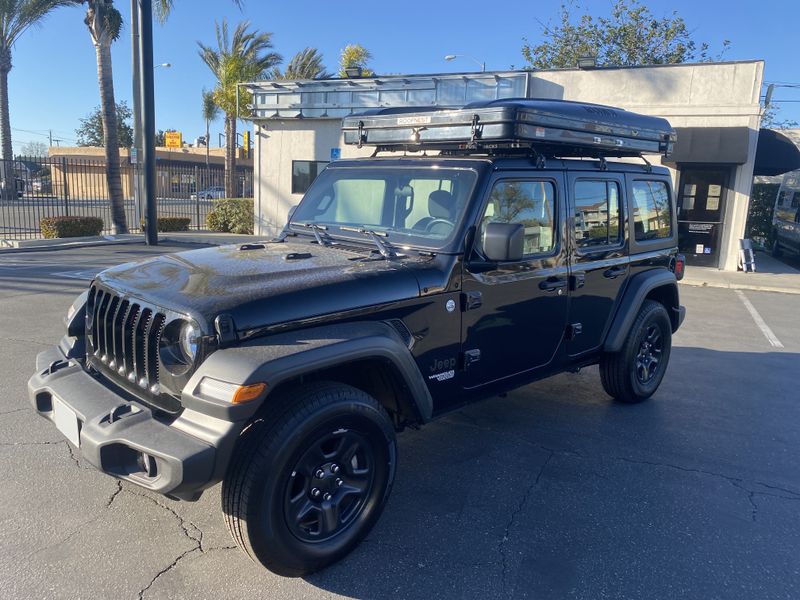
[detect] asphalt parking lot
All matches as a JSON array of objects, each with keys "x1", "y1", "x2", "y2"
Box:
[{"x1": 1, "y1": 243, "x2": 799, "y2": 600}]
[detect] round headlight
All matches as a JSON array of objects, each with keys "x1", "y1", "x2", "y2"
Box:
[{"x1": 179, "y1": 322, "x2": 200, "y2": 362}]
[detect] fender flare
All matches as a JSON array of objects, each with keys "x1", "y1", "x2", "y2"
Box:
[
  {"x1": 603, "y1": 269, "x2": 680, "y2": 353},
  {"x1": 184, "y1": 321, "x2": 433, "y2": 424}
]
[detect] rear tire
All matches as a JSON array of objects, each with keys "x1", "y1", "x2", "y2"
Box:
[
  {"x1": 600, "y1": 300, "x2": 672, "y2": 403},
  {"x1": 771, "y1": 237, "x2": 783, "y2": 258},
  {"x1": 222, "y1": 382, "x2": 397, "y2": 576}
]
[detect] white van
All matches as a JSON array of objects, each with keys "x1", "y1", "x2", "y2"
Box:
[{"x1": 773, "y1": 171, "x2": 800, "y2": 256}]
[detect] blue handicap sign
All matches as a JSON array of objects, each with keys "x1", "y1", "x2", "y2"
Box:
[{"x1": 330, "y1": 147, "x2": 341, "y2": 161}]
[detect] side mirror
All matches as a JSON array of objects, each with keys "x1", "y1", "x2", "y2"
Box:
[
  {"x1": 287, "y1": 205, "x2": 298, "y2": 221},
  {"x1": 482, "y1": 222, "x2": 524, "y2": 262}
]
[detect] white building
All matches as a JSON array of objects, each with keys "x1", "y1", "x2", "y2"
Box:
[{"x1": 244, "y1": 60, "x2": 766, "y2": 270}]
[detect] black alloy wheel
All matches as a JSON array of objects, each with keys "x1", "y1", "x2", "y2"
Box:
[
  {"x1": 634, "y1": 323, "x2": 664, "y2": 384},
  {"x1": 284, "y1": 429, "x2": 376, "y2": 543}
]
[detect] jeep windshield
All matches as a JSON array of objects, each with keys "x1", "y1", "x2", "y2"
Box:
[{"x1": 288, "y1": 166, "x2": 478, "y2": 251}]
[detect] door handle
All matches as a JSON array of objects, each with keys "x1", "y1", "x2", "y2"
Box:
[
  {"x1": 539, "y1": 277, "x2": 568, "y2": 292},
  {"x1": 603, "y1": 266, "x2": 628, "y2": 279}
]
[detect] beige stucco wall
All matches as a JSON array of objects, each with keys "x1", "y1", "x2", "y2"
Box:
[{"x1": 253, "y1": 60, "x2": 764, "y2": 270}]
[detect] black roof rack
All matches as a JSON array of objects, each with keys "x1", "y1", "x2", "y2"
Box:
[{"x1": 342, "y1": 98, "x2": 676, "y2": 159}]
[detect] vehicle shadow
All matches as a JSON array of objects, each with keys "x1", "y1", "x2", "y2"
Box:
[{"x1": 301, "y1": 346, "x2": 800, "y2": 599}]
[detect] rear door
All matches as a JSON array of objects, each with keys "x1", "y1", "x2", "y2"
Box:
[
  {"x1": 460, "y1": 172, "x2": 569, "y2": 388},
  {"x1": 566, "y1": 173, "x2": 629, "y2": 357}
]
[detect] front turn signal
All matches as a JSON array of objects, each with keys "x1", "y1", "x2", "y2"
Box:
[{"x1": 232, "y1": 382, "x2": 267, "y2": 404}]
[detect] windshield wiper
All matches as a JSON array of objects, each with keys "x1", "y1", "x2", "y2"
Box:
[
  {"x1": 340, "y1": 226, "x2": 398, "y2": 259},
  {"x1": 294, "y1": 222, "x2": 332, "y2": 247}
]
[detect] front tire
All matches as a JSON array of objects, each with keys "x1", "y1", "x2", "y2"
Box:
[
  {"x1": 222, "y1": 382, "x2": 397, "y2": 576},
  {"x1": 600, "y1": 300, "x2": 672, "y2": 403}
]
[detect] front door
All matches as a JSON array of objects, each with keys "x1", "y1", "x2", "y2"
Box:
[
  {"x1": 677, "y1": 167, "x2": 730, "y2": 267},
  {"x1": 460, "y1": 174, "x2": 569, "y2": 389}
]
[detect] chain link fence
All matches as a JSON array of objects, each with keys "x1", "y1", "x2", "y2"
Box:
[{"x1": 0, "y1": 156, "x2": 253, "y2": 240}]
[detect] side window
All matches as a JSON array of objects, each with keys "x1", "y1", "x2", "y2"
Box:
[
  {"x1": 574, "y1": 180, "x2": 621, "y2": 249},
  {"x1": 292, "y1": 160, "x2": 328, "y2": 195},
  {"x1": 479, "y1": 180, "x2": 556, "y2": 256},
  {"x1": 632, "y1": 180, "x2": 672, "y2": 241}
]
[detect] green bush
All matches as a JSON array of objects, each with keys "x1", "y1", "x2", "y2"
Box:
[
  {"x1": 140, "y1": 217, "x2": 192, "y2": 232},
  {"x1": 205, "y1": 198, "x2": 254, "y2": 234},
  {"x1": 745, "y1": 183, "x2": 780, "y2": 249},
  {"x1": 40, "y1": 216, "x2": 104, "y2": 239}
]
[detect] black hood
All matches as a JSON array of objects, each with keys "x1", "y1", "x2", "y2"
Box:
[{"x1": 96, "y1": 240, "x2": 431, "y2": 334}]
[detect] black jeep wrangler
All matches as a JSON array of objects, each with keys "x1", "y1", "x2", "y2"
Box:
[{"x1": 29, "y1": 100, "x2": 685, "y2": 576}]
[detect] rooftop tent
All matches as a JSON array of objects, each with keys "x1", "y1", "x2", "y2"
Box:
[
  {"x1": 753, "y1": 128, "x2": 800, "y2": 176},
  {"x1": 342, "y1": 99, "x2": 676, "y2": 158}
]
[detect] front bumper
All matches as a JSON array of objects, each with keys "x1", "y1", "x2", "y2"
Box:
[{"x1": 28, "y1": 344, "x2": 234, "y2": 500}]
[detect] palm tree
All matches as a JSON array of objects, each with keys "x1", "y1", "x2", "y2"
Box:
[
  {"x1": 198, "y1": 20, "x2": 280, "y2": 198},
  {"x1": 80, "y1": 0, "x2": 126, "y2": 233},
  {"x1": 201, "y1": 88, "x2": 219, "y2": 185},
  {"x1": 0, "y1": 1, "x2": 73, "y2": 198},
  {"x1": 338, "y1": 43, "x2": 373, "y2": 77},
  {"x1": 272, "y1": 47, "x2": 330, "y2": 80}
]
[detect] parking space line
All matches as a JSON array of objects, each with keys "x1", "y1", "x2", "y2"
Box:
[{"x1": 735, "y1": 290, "x2": 784, "y2": 348}]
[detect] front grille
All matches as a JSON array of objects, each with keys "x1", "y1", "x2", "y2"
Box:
[{"x1": 87, "y1": 285, "x2": 167, "y2": 398}]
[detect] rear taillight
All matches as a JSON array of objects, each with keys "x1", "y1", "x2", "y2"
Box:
[{"x1": 673, "y1": 254, "x2": 685, "y2": 280}]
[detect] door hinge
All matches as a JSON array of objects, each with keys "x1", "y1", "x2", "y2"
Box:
[
  {"x1": 461, "y1": 291, "x2": 483, "y2": 311},
  {"x1": 462, "y1": 349, "x2": 481, "y2": 370},
  {"x1": 566, "y1": 323, "x2": 583, "y2": 340}
]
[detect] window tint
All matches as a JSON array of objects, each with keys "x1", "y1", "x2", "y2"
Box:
[
  {"x1": 632, "y1": 180, "x2": 672, "y2": 241},
  {"x1": 479, "y1": 180, "x2": 556, "y2": 256},
  {"x1": 292, "y1": 160, "x2": 328, "y2": 195},
  {"x1": 574, "y1": 180, "x2": 621, "y2": 249}
]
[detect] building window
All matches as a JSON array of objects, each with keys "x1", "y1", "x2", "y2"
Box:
[
  {"x1": 632, "y1": 180, "x2": 672, "y2": 240},
  {"x1": 291, "y1": 160, "x2": 328, "y2": 195},
  {"x1": 574, "y1": 180, "x2": 621, "y2": 249}
]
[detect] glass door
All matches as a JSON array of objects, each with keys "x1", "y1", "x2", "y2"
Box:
[{"x1": 677, "y1": 168, "x2": 730, "y2": 267}]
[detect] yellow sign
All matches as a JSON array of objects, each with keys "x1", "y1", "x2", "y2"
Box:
[
  {"x1": 242, "y1": 130, "x2": 250, "y2": 158},
  {"x1": 165, "y1": 131, "x2": 182, "y2": 148}
]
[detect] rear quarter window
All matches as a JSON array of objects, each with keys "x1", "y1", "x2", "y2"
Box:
[{"x1": 632, "y1": 180, "x2": 672, "y2": 241}]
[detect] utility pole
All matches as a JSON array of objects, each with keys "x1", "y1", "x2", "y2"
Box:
[
  {"x1": 49, "y1": 130, "x2": 53, "y2": 147},
  {"x1": 131, "y1": 0, "x2": 143, "y2": 226},
  {"x1": 137, "y1": 0, "x2": 158, "y2": 245}
]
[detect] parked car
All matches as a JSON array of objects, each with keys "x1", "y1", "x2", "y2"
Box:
[
  {"x1": 772, "y1": 171, "x2": 800, "y2": 256},
  {"x1": 190, "y1": 185, "x2": 225, "y2": 200},
  {"x1": 29, "y1": 100, "x2": 685, "y2": 577}
]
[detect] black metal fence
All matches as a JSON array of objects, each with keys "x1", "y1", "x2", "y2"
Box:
[{"x1": 0, "y1": 156, "x2": 254, "y2": 240}]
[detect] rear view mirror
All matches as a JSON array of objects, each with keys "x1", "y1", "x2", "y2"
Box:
[{"x1": 482, "y1": 222, "x2": 524, "y2": 262}]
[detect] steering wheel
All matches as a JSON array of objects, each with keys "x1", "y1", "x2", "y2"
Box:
[{"x1": 425, "y1": 218, "x2": 454, "y2": 235}]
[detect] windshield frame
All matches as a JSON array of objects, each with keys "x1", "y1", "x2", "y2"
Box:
[{"x1": 287, "y1": 163, "x2": 483, "y2": 253}]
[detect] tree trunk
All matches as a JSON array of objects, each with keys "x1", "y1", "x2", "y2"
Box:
[
  {"x1": 0, "y1": 49, "x2": 13, "y2": 201},
  {"x1": 205, "y1": 118, "x2": 210, "y2": 188},
  {"x1": 224, "y1": 115, "x2": 237, "y2": 198},
  {"x1": 93, "y1": 34, "x2": 128, "y2": 233}
]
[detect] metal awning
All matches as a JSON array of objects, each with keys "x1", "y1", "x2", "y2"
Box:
[{"x1": 753, "y1": 128, "x2": 800, "y2": 177}]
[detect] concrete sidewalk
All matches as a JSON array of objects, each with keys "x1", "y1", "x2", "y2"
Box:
[{"x1": 681, "y1": 251, "x2": 800, "y2": 295}]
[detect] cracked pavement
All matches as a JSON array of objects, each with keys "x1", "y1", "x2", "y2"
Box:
[{"x1": 1, "y1": 244, "x2": 800, "y2": 599}]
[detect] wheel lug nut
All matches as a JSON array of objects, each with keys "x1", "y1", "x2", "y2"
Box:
[
  {"x1": 311, "y1": 488, "x2": 321, "y2": 498},
  {"x1": 331, "y1": 464, "x2": 339, "y2": 474},
  {"x1": 315, "y1": 469, "x2": 325, "y2": 478},
  {"x1": 336, "y1": 478, "x2": 343, "y2": 487},
  {"x1": 323, "y1": 492, "x2": 332, "y2": 501}
]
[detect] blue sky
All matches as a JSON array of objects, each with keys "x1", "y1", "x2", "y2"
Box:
[{"x1": 8, "y1": 0, "x2": 799, "y2": 152}]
